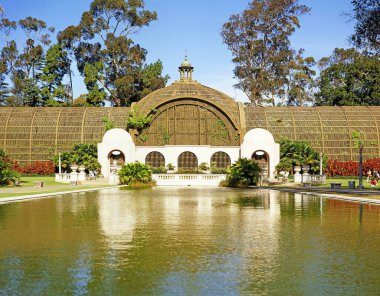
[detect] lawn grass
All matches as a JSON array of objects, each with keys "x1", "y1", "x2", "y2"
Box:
[
  {"x1": 315, "y1": 177, "x2": 376, "y2": 190},
  {"x1": 17, "y1": 176, "x2": 59, "y2": 187},
  {"x1": 1, "y1": 176, "x2": 117, "y2": 199},
  {"x1": 0, "y1": 185, "x2": 115, "y2": 198}
]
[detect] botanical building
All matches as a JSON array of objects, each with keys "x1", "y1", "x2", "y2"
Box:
[{"x1": 0, "y1": 57, "x2": 379, "y2": 176}]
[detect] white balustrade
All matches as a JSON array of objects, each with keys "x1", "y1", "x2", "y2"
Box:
[{"x1": 152, "y1": 174, "x2": 227, "y2": 186}]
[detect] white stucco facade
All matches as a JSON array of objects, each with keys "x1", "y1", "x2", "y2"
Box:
[
  {"x1": 98, "y1": 127, "x2": 280, "y2": 182},
  {"x1": 241, "y1": 128, "x2": 280, "y2": 180}
]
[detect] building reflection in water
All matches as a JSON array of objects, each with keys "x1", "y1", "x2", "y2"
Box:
[{"x1": 98, "y1": 194, "x2": 136, "y2": 249}]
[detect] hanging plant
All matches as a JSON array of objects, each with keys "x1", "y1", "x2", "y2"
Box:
[{"x1": 126, "y1": 106, "x2": 153, "y2": 133}]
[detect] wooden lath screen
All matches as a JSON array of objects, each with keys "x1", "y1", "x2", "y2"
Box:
[
  {"x1": 145, "y1": 151, "x2": 165, "y2": 168},
  {"x1": 211, "y1": 151, "x2": 231, "y2": 168},
  {"x1": 138, "y1": 102, "x2": 239, "y2": 146},
  {"x1": 178, "y1": 151, "x2": 198, "y2": 170}
]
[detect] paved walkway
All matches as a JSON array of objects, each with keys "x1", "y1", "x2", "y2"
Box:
[{"x1": 266, "y1": 184, "x2": 380, "y2": 196}]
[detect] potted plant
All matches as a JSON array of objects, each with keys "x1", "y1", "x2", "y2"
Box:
[
  {"x1": 198, "y1": 162, "x2": 210, "y2": 174},
  {"x1": 166, "y1": 163, "x2": 175, "y2": 173},
  {"x1": 70, "y1": 164, "x2": 78, "y2": 172}
]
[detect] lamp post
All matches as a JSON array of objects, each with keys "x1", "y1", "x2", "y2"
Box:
[
  {"x1": 58, "y1": 152, "x2": 62, "y2": 175},
  {"x1": 358, "y1": 143, "x2": 364, "y2": 189},
  {"x1": 319, "y1": 152, "x2": 323, "y2": 176}
]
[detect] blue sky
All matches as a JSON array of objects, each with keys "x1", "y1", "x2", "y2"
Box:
[{"x1": 0, "y1": 0, "x2": 355, "y2": 102}]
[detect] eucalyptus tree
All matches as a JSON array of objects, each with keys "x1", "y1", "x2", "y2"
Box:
[
  {"x1": 351, "y1": 0, "x2": 380, "y2": 54},
  {"x1": 316, "y1": 48, "x2": 380, "y2": 106},
  {"x1": 0, "y1": 8, "x2": 55, "y2": 106},
  {"x1": 286, "y1": 50, "x2": 316, "y2": 106},
  {"x1": 58, "y1": 0, "x2": 167, "y2": 106},
  {"x1": 40, "y1": 44, "x2": 71, "y2": 105},
  {"x1": 57, "y1": 25, "x2": 82, "y2": 102},
  {"x1": 221, "y1": 0, "x2": 312, "y2": 106},
  {"x1": 0, "y1": 60, "x2": 8, "y2": 105}
]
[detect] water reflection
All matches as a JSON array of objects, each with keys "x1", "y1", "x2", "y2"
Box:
[
  {"x1": 98, "y1": 193, "x2": 136, "y2": 249},
  {"x1": 1, "y1": 188, "x2": 380, "y2": 295}
]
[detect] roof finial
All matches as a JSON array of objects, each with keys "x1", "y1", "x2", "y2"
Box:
[{"x1": 179, "y1": 52, "x2": 194, "y2": 81}]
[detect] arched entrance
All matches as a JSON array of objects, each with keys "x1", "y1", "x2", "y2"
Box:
[
  {"x1": 252, "y1": 150, "x2": 269, "y2": 180},
  {"x1": 178, "y1": 151, "x2": 198, "y2": 171},
  {"x1": 108, "y1": 150, "x2": 125, "y2": 173}
]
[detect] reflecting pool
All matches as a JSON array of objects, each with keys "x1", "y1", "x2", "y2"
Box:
[{"x1": 1, "y1": 187, "x2": 380, "y2": 295}]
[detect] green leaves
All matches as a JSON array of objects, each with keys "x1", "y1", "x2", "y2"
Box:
[
  {"x1": 278, "y1": 138, "x2": 325, "y2": 173},
  {"x1": 52, "y1": 144, "x2": 101, "y2": 173},
  {"x1": 226, "y1": 158, "x2": 261, "y2": 187},
  {"x1": 351, "y1": 0, "x2": 380, "y2": 54},
  {"x1": 0, "y1": 148, "x2": 19, "y2": 186},
  {"x1": 222, "y1": 0, "x2": 311, "y2": 106},
  {"x1": 126, "y1": 106, "x2": 152, "y2": 132},
  {"x1": 118, "y1": 161, "x2": 153, "y2": 185},
  {"x1": 71, "y1": 0, "x2": 161, "y2": 106},
  {"x1": 316, "y1": 48, "x2": 380, "y2": 106}
]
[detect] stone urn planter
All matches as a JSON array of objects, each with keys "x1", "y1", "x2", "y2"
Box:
[
  {"x1": 294, "y1": 165, "x2": 302, "y2": 183},
  {"x1": 294, "y1": 166, "x2": 301, "y2": 174},
  {"x1": 70, "y1": 164, "x2": 78, "y2": 172},
  {"x1": 302, "y1": 165, "x2": 310, "y2": 175},
  {"x1": 78, "y1": 165, "x2": 86, "y2": 182}
]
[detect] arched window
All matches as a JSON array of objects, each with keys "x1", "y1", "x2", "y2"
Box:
[
  {"x1": 145, "y1": 151, "x2": 165, "y2": 168},
  {"x1": 211, "y1": 151, "x2": 231, "y2": 168},
  {"x1": 178, "y1": 151, "x2": 198, "y2": 170}
]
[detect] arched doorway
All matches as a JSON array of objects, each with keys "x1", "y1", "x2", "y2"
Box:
[
  {"x1": 210, "y1": 151, "x2": 231, "y2": 168},
  {"x1": 108, "y1": 150, "x2": 125, "y2": 173},
  {"x1": 252, "y1": 150, "x2": 269, "y2": 180},
  {"x1": 178, "y1": 151, "x2": 198, "y2": 171},
  {"x1": 145, "y1": 151, "x2": 165, "y2": 168}
]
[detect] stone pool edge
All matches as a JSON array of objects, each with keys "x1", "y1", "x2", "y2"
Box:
[
  {"x1": 0, "y1": 186, "x2": 127, "y2": 204},
  {"x1": 268, "y1": 187, "x2": 380, "y2": 205}
]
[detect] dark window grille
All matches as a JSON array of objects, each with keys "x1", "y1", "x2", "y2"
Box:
[
  {"x1": 178, "y1": 151, "x2": 198, "y2": 170},
  {"x1": 145, "y1": 151, "x2": 165, "y2": 168},
  {"x1": 211, "y1": 151, "x2": 231, "y2": 168}
]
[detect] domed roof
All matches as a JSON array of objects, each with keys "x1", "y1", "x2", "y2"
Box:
[
  {"x1": 180, "y1": 55, "x2": 192, "y2": 67},
  {"x1": 135, "y1": 80, "x2": 241, "y2": 129}
]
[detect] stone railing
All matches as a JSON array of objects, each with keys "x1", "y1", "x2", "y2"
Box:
[
  {"x1": 301, "y1": 174, "x2": 326, "y2": 184},
  {"x1": 55, "y1": 172, "x2": 89, "y2": 183},
  {"x1": 152, "y1": 174, "x2": 227, "y2": 186}
]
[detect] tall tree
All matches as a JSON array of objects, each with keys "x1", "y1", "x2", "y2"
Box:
[
  {"x1": 351, "y1": 0, "x2": 380, "y2": 54},
  {"x1": 0, "y1": 60, "x2": 9, "y2": 105},
  {"x1": 59, "y1": 0, "x2": 167, "y2": 106},
  {"x1": 221, "y1": 0, "x2": 310, "y2": 106},
  {"x1": 286, "y1": 50, "x2": 316, "y2": 106},
  {"x1": 316, "y1": 48, "x2": 380, "y2": 106},
  {"x1": 57, "y1": 25, "x2": 82, "y2": 102},
  {"x1": 0, "y1": 8, "x2": 54, "y2": 106},
  {"x1": 40, "y1": 44, "x2": 71, "y2": 105}
]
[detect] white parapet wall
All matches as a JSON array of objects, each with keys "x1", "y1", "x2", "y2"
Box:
[
  {"x1": 97, "y1": 127, "x2": 281, "y2": 183},
  {"x1": 153, "y1": 174, "x2": 226, "y2": 186}
]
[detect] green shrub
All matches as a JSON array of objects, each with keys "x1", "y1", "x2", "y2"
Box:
[
  {"x1": 198, "y1": 162, "x2": 210, "y2": 171},
  {"x1": 0, "y1": 149, "x2": 19, "y2": 186},
  {"x1": 118, "y1": 162, "x2": 154, "y2": 186},
  {"x1": 225, "y1": 158, "x2": 261, "y2": 187},
  {"x1": 177, "y1": 169, "x2": 199, "y2": 174},
  {"x1": 151, "y1": 166, "x2": 167, "y2": 174},
  {"x1": 166, "y1": 163, "x2": 175, "y2": 170},
  {"x1": 52, "y1": 143, "x2": 101, "y2": 173},
  {"x1": 211, "y1": 167, "x2": 228, "y2": 174},
  {"x1": 279, "y1": 138, "x2": 327, "y2": 173}
]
